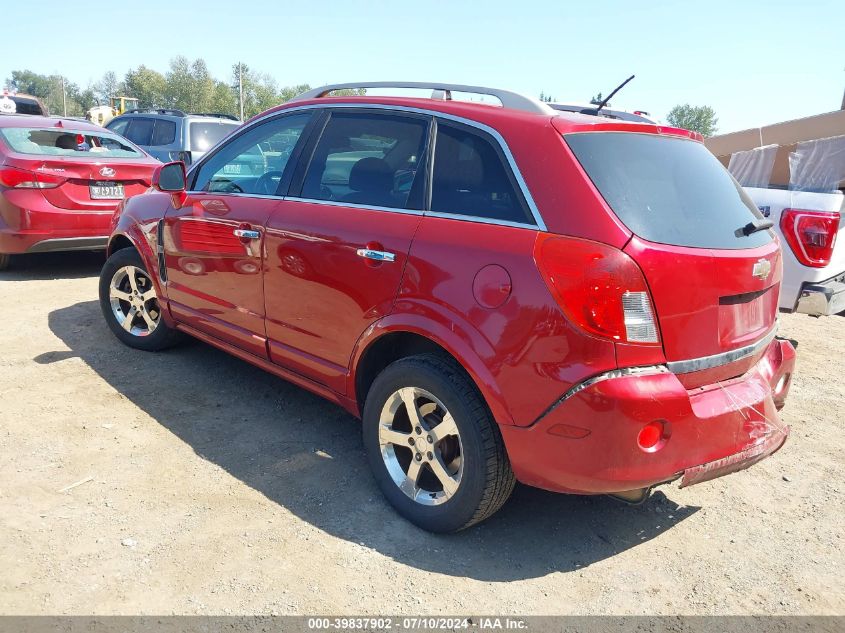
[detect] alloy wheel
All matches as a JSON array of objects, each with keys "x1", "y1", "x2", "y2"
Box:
[
  {"x1": 108, "y1": 265, "x2": 161, "y2": 337},
  {"x1": 378, "y1": 387, "x2": 463, "y2": 506}
]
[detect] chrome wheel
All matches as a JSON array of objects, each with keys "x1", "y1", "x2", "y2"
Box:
[
  {"x1": 108, "y1": 265, "x2": 160, "y2": 337},
  {"x1": 378, "y1": 387, "x2": 463, "y2": 506}
]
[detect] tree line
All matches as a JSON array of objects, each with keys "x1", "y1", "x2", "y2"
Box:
[{"x1": 5, "y1": 57, "x2": 318, "y2": 120}]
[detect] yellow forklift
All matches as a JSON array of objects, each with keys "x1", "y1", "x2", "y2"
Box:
[{"x1": 86, "y1": 96, "x2": 140, "y2": 126}]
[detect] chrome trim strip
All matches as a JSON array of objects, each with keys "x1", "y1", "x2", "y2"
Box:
[
  {"x1": 187, "y1": 102, "x2": 547, "y2": 231},
  {"x1": 533, "y1": 365, "x2": 669, "y2": 425},
  {"x1": 184, "y1": 191, "x2": 284, "y2": 201},
  {"x1": 283, "y1": 196, "x2": 424, "y2": 217},
  {"x1": 666, "y1": 327, "x2": 778, "y2": 375}
]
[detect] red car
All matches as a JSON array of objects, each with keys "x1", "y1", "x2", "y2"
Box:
[
  {"x1": 98, "y1": 82, "x2": 796, "y2": 532},
  {"x1": 0, "y1": 115, "x2": 160, "y2": 269}
]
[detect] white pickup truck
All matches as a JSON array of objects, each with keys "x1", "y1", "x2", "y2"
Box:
[{"x1": 706, "y1": 112, "x2": 845, "y2": 316}]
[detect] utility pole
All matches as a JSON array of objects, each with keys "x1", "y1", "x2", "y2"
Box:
[
  {"x1": 61, "y1": 76, "x2": 67, "y2": 117},
  {"x1": 238, "y1": 63, "x2": 244, "y2": 122}
]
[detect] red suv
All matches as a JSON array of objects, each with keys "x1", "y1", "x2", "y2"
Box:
[
  {"x1": 0, "y1": 115, "x2": 160, "y2": 269},
  {"x1": 98, "y1": 82, "x2": 796, "y2": 532}
]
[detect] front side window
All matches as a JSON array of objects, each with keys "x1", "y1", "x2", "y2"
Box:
[
  {"x1": 107, "y1": 118, "x2": 129, "y2": 136},
  {"x1": 430, "y1": 121, "x2": 532, "y2": 224},
  {"x1": 0, "y1": 127, "x2": 143, "y2": 158},
  {"x1": 300, "y1": 111, "x2": 428, "y2": 210},
  {"x1": 192, "y1": 112, "x2": 312, "y2": 196}
]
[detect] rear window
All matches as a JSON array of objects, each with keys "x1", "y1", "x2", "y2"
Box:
[
  {"x1": 0, "y1": 127, "x2": 143, "y2": 158},
  {"x1": 189, "y1": 121, "x2": 237, "y2": 152},
  {"x1": 565, "y1": 132, "x2": 772, "y2": 249}
]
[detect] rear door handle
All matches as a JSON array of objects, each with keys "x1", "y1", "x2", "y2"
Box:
[
  {"x1": 356, "y1": 248, "x2": 396, "y2": 262},
  {"x1": 234, "y1": 228, "x2": 261, "y2": 239}
]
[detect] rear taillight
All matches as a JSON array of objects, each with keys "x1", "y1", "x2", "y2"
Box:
[
  {"x1": 0, "y1": 166, "x2": 66, "y2": 189},
  {"x1": 534, "y1": 233, "x2": 660, "y2": 345},
  {"x1": 780, "y1": 209, "x2": 840, "y2": 268}
]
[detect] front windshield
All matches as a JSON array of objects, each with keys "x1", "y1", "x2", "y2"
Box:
[{"x1": 0, "y1": 127, "x2": 144, "y2": 158}]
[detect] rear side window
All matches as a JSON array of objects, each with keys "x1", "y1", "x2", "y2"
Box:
[
  {"x1": 565, "y1": 133, "x2": 772, "y2": 249},
  {"x1": 189, "y1": 121, "x2": 238, "y2": 152},
  {"x1": 300, "y1": 111, "x2": 428, "y2": 210},
  {"x1": 150, "y1": 120, "x2": 177, "y2": 146},
  {"x1": 124, "y1": 118, "x2": 154, "y2": 146},
  {"x1": 431, "y1": 122, "x2": 532, "y2": 224}
]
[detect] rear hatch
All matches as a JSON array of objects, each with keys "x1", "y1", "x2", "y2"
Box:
[
  {"x1": 0, "y1": 125, "x2": 155, "y2": 210},
  {"x1": 565, "y1": 131, "x2": 780, "y2": 386}
]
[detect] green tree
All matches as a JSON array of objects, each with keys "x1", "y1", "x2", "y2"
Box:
[
  {"x1": 6, "y1": 69, "x2": 87, "y2": 116},
  {"x1": 123, "y1": 65, "x2": 167, "y2": 109},
  {"x1": 590, "y1": 92, "x2": 604, "y2": 105},
  {"x1": 666, "y1": 104, "x2": 719, "y2": 137},
  {"x1": 94, "y1": 71, "x2": 119, "y2": 104}
]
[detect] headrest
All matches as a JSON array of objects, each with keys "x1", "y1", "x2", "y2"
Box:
[{"x1": 348, "y1": 157, "x2": 393, "y2": 193}]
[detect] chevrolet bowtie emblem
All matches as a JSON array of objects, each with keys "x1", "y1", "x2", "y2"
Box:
[{"x1": 752, "y1": 258, "x2": 772, "y2": 281}]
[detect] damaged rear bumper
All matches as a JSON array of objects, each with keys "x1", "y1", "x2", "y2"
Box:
[{"x1": 500, "y1": 337, "x2": 796, "y2": 495}]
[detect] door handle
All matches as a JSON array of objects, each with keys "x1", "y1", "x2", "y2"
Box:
[
  {"x1": 234, "y1": 228, "x2": 261, "y2": 239},
  {"x1": 356, "y1": 248, "x2": 396, "y2": 262}
]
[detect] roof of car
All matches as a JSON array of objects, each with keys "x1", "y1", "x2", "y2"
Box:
[
  {"x1": 113, "y1": 110, "x2": 240, "y2": 123},
  {"x1": 0, "y1": 114, "x2": 108, "y2": 132},
  {"x1": 261, "y1": 95, "x2": 701, "y2": 141}
]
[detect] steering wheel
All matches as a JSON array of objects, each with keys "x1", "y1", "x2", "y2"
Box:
[
  {"x1": 254, "y1": 171, "x2": 284, "y2": 196},
  {"x1": 212, "y1": 178, "x2": 243, "y2": 194}
]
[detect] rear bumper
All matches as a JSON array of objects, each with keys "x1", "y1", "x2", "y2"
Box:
[
  {"x1": 0, "y1": 196, "x2": 113, "y2": 254},
  {"x1": 794, "y1": 273, "x2": 845, "y2": 316},
  {"x1": 500, "y1": 338, "x2": 796, "y2": 495}
]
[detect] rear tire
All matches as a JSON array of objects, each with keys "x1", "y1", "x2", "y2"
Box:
[
  {"x1": 362, "y1": 354, "x2": 515, "y2": 532},
  {"x1": 0, "y1": 254, "x2": 10, "y2": 271},
  {"x1": 99, "y1": 248, "x2": 182, "y2": 351}
]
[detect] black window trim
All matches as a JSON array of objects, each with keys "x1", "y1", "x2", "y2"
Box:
[{"x1": 186, "y1": 109, "x2": 321, "y2": 199}]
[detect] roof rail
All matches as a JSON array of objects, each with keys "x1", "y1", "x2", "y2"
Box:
[
  {"x1": 123, "y1": 108, "x2": 187, "y2": 117},
  {"x1": 291, "y1": 82, "x2": 553, "y2": 115},
  {"x1": 191, "y1": 112, "x2": 240, "y2": 121}
]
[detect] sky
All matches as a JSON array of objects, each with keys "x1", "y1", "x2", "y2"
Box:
[{"x1": 3, "y1": 0, "x2": 844, "y2": 133}]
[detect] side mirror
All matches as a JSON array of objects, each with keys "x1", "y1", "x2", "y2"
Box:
[{"x1": 152, "y1": 161, "x2": 186, "y2": 192}]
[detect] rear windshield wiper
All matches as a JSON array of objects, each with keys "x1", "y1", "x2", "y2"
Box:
[{"x1": 735, "y1": 218, "x2": 774, "y2": 237}]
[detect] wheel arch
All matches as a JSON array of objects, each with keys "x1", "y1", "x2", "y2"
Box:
[{"x1": 350, "y1": 317, "x2": 515, "y2": 427}]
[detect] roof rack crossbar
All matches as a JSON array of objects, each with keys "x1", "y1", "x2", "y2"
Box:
[
  {"x1": 123, "y1": 108, "x2": 187, "y2": 117},
  {"x1": 291, "y1": 82, "x2": 552, "y2": 115},
  {"x1": 191, "y1": 112, "x2": 239, "y2": 121}
]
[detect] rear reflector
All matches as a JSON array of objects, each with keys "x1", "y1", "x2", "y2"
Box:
[
  {"x1": 780, "y1": 209, "x2": 840, "y2": 268},
  {"x1": 637, "y1": 420, "x2": 667, "y2": 451},
  {"x1": 0, "y1": 166, "x2": 66, "y2": 189},
  {"x1": 534, "y1": 233, "x2": 660, "y2": 345}
]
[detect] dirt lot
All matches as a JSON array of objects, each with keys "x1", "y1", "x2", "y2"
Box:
[{"x1": 0, "y1": 251, "x2": 843, "y2": 615}]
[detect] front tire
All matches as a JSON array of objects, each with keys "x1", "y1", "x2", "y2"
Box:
[
  {"x1": 99, "y1": 247, "x2": 181, "y2": 351},
  {"x1": 362, "y1": 354, "x2": 515, "y2": 532}
]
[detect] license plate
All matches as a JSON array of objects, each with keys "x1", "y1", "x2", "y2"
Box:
[
  {"x1": 90, "y1": 181, "x2": 124, "y2": 199},
  {"x1": 222, "y1": 164, "x2": 242, "y2": 175}
]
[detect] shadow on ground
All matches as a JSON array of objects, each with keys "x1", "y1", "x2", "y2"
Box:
[
  {"x1": 42, "y1": 299, "x2": 700, "y2": 582},
  {"x1": 0, "y1": 251, "x2": 105, "y2": 281}
]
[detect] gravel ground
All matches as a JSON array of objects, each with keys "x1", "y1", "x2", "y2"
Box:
[{"x1": 0, "y1": 251, "x2": 842, "y2": 615}]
